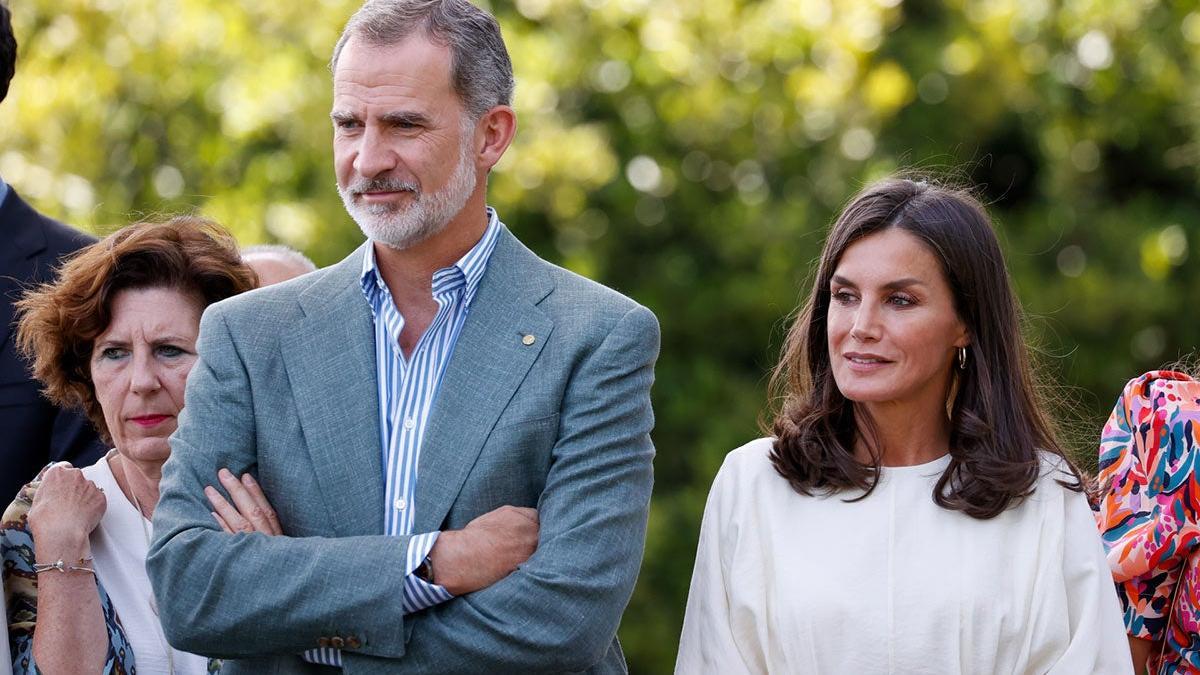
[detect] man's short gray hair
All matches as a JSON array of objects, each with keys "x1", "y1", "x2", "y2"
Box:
[{"x1": 330, "y1": 0, "x2": 514, "y2": 120}]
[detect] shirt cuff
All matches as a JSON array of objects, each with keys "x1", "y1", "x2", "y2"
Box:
[
  {"x1": 403, "y1": 531, "x2": 454, "y2": 613},
  {"x1": 301, "y1": 647, "x2": 342, "y2": 666}
]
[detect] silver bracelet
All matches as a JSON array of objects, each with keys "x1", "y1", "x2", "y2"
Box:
[{"x1": 32, "y1": 557, "x2": 95, "y2": 576}]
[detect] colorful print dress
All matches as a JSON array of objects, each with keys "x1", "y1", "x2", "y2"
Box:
[{"x1": 1096, "y1": 370, "x2": 1200, "y2": 674}]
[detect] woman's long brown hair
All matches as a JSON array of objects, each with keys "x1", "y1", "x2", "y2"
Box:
[{"x1": 767, "y1": 177, "x2": 1082, "y2": 519}]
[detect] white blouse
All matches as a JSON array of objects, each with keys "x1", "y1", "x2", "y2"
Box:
[
  {"x1": 676, "y1": 438, "x2": 1133, "y2": 674},
  {"x1": 82, "y1": 454, "x2": 208, "y2": 675}
]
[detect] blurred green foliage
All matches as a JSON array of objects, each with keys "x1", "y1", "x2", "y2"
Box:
[{"x1": 3, "y1": 0, "x2": 1198, "y2": 670}]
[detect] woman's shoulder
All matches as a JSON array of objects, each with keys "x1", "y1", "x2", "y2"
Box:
[
  {"x1": 79, "y1": 452, "x2": 116, "y2": 484},
  {"x1": 2, "y1": 456, "x2": 110, "y2": 528},
  {"x1": 1018, "y1": 451, "x2": 1091, "y2": 515},
  {"x1": 700, "y1": 439, "x2": 796, "y2": 533},
  {"x1": 2, "y1": 471, "x2": 45, "y2": 528},
  {"x1": 709, "y1": 438, "x2": 788, "y2": 496},
  {"x1": 1033, "y1": 450, "x2": 1081, "y2": 484},
  {"x1": 720, "y1": 437, "x2": 778, "y2": 474},
  {"x1": 1106, "y1": 370, "x2": 1199, "y2": 436},
  {"x1": 1120, "y1": 368, "x2": 1199, "y2": 398},
  {"x1": 1100, "y1": 369, "x2": 1199, "y2": 480}
]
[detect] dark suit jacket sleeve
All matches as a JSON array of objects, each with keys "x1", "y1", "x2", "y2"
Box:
[
  {"x1": 396, "y1": 304, "x2": 660, "y2": 672},
  {"x1": 146, "y1": 305, "x2": 416, "y2": 659},
  {"x1": 0, "y1": 201, "x2": 104, "y2": 503}
]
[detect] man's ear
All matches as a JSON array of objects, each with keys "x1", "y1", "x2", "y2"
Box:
[{"x1": 473, "y1": 105, "x2": 516, "y2": 172}]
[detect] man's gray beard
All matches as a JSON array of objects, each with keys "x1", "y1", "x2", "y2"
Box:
[{"x1": 339, "y1": 140, "x2": 477, "y2": 251}]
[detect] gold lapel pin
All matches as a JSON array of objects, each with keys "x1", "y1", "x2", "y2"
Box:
[{"x1": 522, "y1": 334, "x2": 536, "y2": 346}]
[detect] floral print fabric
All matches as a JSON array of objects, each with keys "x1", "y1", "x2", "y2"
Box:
[{"x1": 1096, "y1": 370, "x2": 1200, "y2": 674}]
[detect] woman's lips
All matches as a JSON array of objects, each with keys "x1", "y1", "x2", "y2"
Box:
[
  {"x1": 844, "y1": 354, "x2": 893, "y2": 372},
  {"x1": 130, "y1": 414, "x2": 171, "y2": 427}
]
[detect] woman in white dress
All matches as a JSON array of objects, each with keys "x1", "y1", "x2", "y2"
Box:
[
  {"x1": 1, "y1": 218, "x2": 275, "y2": 674},
  {"x1": 676, "y1": 177, "x2": 1133, "y2": 674}
]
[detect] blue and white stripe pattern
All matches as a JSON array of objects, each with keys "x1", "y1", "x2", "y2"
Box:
[{"x1": 303, "y1": 210, "x2": 502, "y2": 667}]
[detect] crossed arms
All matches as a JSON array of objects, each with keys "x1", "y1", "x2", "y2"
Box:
[{"x1": 146, "y1": 301, "x2": 659, "y2": 670}]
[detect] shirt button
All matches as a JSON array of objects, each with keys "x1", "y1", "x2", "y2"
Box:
[
  {"x1": 404, "y1": 417, "x2": 415, "y2": 429},
  {"x1": 394, "y1": 497, "x2": 407, "y2": 511}
]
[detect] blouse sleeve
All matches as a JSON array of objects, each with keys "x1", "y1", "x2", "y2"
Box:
[
  {"x1": 1095, "y1": 370, "x2": 1200, "y2": 641},
  {"x1": 1046, "y1": 483, "x2": 1135, "y2": 674},
  {"x1": 675, "y1": 456, "x2": 755, "y2": 675}
]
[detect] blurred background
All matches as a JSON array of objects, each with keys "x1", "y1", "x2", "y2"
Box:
[{"x1": 3, "y1": 0, "x2": 1198, "y2": 669}]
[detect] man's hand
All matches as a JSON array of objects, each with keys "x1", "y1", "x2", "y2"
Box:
[
  {"x1": 429, "y1": 505, "x2": 539, "y2": 596},
  {"x1": 204, "y1": 468, "x2": 283, "y2": 535}
]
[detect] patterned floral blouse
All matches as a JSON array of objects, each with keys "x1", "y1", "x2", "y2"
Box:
[{"x1": 1096, "y1": 370, "x2": 1200, "y2": 674}]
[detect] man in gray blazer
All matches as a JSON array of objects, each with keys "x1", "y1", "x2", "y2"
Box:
[{"x1": 146, "y1": 1, "x2": 659, "y2": 672}]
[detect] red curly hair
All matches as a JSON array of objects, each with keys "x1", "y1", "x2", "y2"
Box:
[{"x1": 14, "y1": 216, "x2": 257, "y2": 444}]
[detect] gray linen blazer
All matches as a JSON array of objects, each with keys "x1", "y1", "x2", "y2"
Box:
[{"x1": 146, "y1": 228, "x2": 659, "y2": 674}]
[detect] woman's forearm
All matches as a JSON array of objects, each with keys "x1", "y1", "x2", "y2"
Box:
[
  {"x1": 1127, "y1": 635, "x2": 1157, "y2": 675},
  {"x1": 29, "y1": 538, "x2": 107, "y2": 675}
]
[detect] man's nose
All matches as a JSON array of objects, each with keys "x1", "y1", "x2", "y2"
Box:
[{"x1": 354, "y1": 127, "x2": 399, "y2": 179}]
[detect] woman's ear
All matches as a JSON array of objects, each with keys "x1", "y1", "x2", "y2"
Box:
[{"x1": 953, "y1": 322, "x2": 971, "y2": 349}]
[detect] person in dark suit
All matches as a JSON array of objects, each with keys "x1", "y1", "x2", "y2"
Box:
[{"x1": 0, "y1": 1, "x2": 106, "y2": 503}]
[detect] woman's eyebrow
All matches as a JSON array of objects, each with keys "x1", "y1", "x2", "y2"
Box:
[
  {"x1": 881, "y1": 277, "x2": 925, "y2": 290},
  {"x1": 831, "y1": 275, "x2": 927, "y2": 290}
]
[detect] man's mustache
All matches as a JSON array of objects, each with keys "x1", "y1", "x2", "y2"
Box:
[{"x1": 348, "y1": 178, "x2": 420, "y2": 196}]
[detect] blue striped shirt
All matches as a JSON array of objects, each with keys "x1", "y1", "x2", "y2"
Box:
[{"x1": 303, "y1": 210, "x2": 502, "y2": 666}]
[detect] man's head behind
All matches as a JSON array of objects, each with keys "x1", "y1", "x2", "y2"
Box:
[
  {"x1": 1, "y1": 2, "x2": 16, "y2": 104},
  {"x1": 241, "y1": 244, "x2": 318, "y2": 287},
  {"x1": 331, "y1": 0, "x2": 513, "y2": 121}
]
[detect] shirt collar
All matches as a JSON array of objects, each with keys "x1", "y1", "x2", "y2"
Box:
[{"x1": 360, "y1": 206, "x2": 503, "y2": 309}]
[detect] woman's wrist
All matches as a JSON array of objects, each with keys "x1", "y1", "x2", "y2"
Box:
[
  {"x1": 32, "y1": 557, "x2": 96, "y2": 577},
  {"x1": 31, "y1": 529, "x2": 93, "y2": 563}
]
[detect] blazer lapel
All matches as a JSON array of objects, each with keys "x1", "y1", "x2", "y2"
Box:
[
  {"x1": 414, "y1": 230, "x2": 554, "y2": 532},
  {"x1": 281, "y1": 244, "x2": 385, "y2": 537}
]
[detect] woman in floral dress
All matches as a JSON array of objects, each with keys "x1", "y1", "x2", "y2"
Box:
[{"x1": 1096, "y1": 369, "x2": 1200, "y2": 674}]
